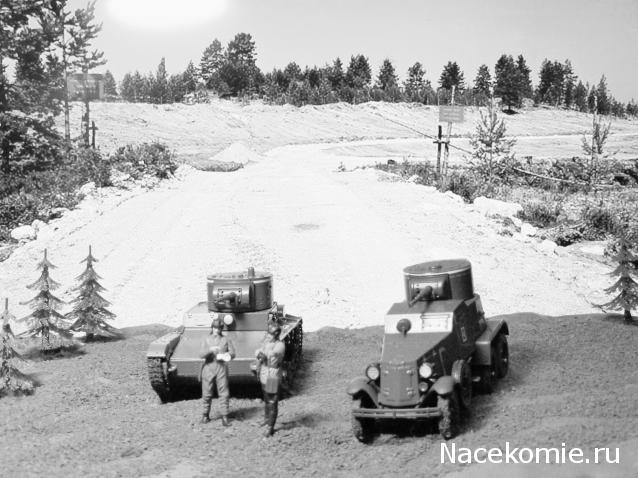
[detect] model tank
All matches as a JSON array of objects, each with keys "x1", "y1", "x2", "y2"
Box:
[{"x1": 147, "y1": 267, "x2": 303, "y2": 402}]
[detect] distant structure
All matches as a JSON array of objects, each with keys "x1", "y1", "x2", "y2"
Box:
[{"x1": 67, "y1": 73, "x2": 105, "y2": 101}]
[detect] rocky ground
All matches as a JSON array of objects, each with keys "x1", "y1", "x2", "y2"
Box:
[{"x1": 1, "y1": 101, "x2": 637, "y2": 477}]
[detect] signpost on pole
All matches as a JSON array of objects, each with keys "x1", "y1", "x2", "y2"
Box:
[{"x1": 435, "y1": 85, "x2": 464, "y2": 178}]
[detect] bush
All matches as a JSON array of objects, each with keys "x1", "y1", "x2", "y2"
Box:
[
  {"x1": 68, "y1": 147, "x2": 111, "y2": 187},
  {"x1": 110, "y1": 143, "x2": 178, "y2": 179},
  {"x1": 375, "y1": 159, "x2": 436, "y2": 185},
  {"x1": 517, "y1": 199, "x2": 563, "y2": 227}
]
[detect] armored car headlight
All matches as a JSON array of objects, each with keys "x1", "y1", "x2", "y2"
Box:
[
  {"x1": 419, "y1": 363, "x2": 433, "y2": 379},
  {"x1": 223, "y1": 314, "x2": 234, "y2": 326},
  {"x1": 365, "y1": 363, "x2": 380, "y2": 381}
]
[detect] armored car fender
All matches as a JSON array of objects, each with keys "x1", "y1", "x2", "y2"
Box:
[{"x1": 346, "y1": 376, "x2": 380, "y2": 407}]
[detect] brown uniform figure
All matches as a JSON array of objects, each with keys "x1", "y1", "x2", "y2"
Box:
[
  {"x1": 199, "y1": 317, "x2": 236, "y2": 426},
  {"x1": 255, "y1": 321, "x2": 286, "y2": 437}
]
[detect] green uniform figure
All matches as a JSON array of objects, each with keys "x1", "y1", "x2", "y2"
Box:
[
  {"x1": 255, "y1": 322, "x2": 286, "y2": 437},
  {"x1": 199, "y1": 317, "x2": 236, "y2": 426}
]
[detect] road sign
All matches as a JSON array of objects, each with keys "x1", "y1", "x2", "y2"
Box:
[{"x1": 439, "y1": 105, "x2": 465, "y2": 123}]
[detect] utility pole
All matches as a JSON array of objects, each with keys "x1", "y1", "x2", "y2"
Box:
[
  {"x1": 433, "y1": 125, "x2": 447, "y2": 175},
  {"x1": 442, "y1": 85, "x2": 456, "y2": 177}
]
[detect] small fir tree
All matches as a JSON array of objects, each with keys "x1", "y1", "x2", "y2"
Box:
[
  {"x1": 19, "y1": 250, "x2": 70, "y2": 349},
  {"x1": 1, "y1": 298, "x2": 14, "y2": 337},
  {"x1": 600, "y1": 236, "x2": 638, "y2": 324},
  {"x1": 0, "y1": 299, "x2": 34, "y2": 397},
  {"x1": 469, "y1": 101, "x2": 516, "y2": 189},
  {"x1": 67, "y1": 246, "x2": 119, "y2": 340}
]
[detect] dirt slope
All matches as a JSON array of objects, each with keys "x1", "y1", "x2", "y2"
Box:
[{"x1": 65, "y1": 100, "x2": 638, "y2": 161}]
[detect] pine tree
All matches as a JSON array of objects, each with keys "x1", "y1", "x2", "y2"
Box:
[
  {"x1": 469, "y1": 101, "x2": 516, "y2": 188},
  {"x1": 439, "y1": 61, "x2": 465, "y2": 91},
  {"x1": 376, "y1": 59, "x2": 398, "y2": 90},
  {"x1": 600, "y1": 236, "x2": 638, "y2": 324},
  {"x1": 573, "y1": 81, "x2": 589, "y2": 112},
  {"x1": 1, "y1": 298, "x2": 15, "y2": 338},
  {"x1": 345, "y1": 54, "x2": 372, "y2": 89},
  {"x1": 494, "y1": 54, "x2": 521, "y2": 110},
  {"x1": 327, "y1": 57, "x2": 344, "y2": 90},
  {"x1": 182, "y1": 61, "x2": 198, "y2": 94},
  {"x1": 1, "y1": 0, "x2": 65, "y2": 175},
  {"x1": 404, "y1": 62, "x2": 426, "y2": 102},
  {"x1": 221, "y1": 32, "x2": 259, "y2": 96},
  {"x1": 150, "y1": 57, "x2": 168, "y2": 104},
  {"x1": 516, "y1": 55, "x2": 533, "y2": 101},
  {"x1": 473, "y1": 64, "x2": 492, "y2": 106},
  {"x1": 67, "y1": 246, "x2": 119, "y2": 340},
  {"x1": 595, "y1": 75, "x2": 611, "y2": 115},
  {"x1": 562, "y1": 60, "x2": 576, "y2": 109},
  {"x1": 19, "y1": 250, "x2": 70, "y2": 350},
  {"x1": 103, "y1": 70, "x2": 117, "y2": 97},
  {"x1": 1, "y1": 299, "x2": 34, "y2": 397},
  {"x1": 66, "y1": 0, "x2": 106, "y2": 146}
]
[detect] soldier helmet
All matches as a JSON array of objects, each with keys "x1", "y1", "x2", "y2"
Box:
[
  {"x1": 211, "y1": 317, "x2": 224, "y2": 329},
  {"x1": 267, "y1": 321, "x2": 281, "y2": 337}
]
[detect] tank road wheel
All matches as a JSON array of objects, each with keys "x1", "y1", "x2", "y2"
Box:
[
  {"x1": 452, "y1": 360, "x2": 472, "y2": 411},
  {"x1": 351, "y1": 397, "x2": 375, "y2": 444},
  {"x1": 493, "y1": 334, "x2": 509, "y2": 379},
  {"x1": 437, "y1": 391, "x2": 461, "y2": 440},
  {"x1": 147, "y1": 358, "x2": 172, "y2": 403}
]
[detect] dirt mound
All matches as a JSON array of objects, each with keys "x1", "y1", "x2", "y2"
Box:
[{"x1": 212, "y1": 142, "x2": 264, "y2": 164}]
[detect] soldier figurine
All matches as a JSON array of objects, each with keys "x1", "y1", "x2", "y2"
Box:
[
  {"x1": 199, "y1": 316, "x2": 235, "y2": 426},
  {"x1": 254, "y1": 321, "x2": 286, "y2": 437}
]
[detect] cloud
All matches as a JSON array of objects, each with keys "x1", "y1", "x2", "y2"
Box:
[{"x1": 106, "y1": 0, "x2": 227, "y2": 30}]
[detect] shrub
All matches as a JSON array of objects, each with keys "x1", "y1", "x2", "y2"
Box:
[
  {"x1": 517, "y1": 199, "x2": 563, "y2": 227},
  {"x1": 110, "y1": 143, "x2": 178, "y2": 179},
  {"x1": 552, "y1": 224, "x2": 583, "y2": 246},
  {"x1": 374, "y1": 159, "x2": 436, "y2": 185},
  {"x1": 443, "y1": 170, "x2": 484, "y2": 202},
  {"x1": 67, "y1": 147, "x2": 111, "y2": 187}
]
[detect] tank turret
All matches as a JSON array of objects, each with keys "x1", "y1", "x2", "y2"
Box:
[{"x1": 207, "y1": 267, "x2": 273, "y2": 313}]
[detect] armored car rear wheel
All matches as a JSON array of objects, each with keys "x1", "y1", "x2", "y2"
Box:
[
  {"x1": 351, "y1": 398, "x2": 375, "y2": 444},
  {"x1": 437, "y1": 391, "x2": 461, "y2": 440},
  {"x1": 147, "y1": 358, "x2": 173, "y2": 403},
  {"x1": 493, "y1": 334, "x2": 509, "y2": 379}
]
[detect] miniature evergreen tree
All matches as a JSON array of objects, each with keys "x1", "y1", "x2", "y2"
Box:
[
  {"x1": 1, "y1": 298, "x2": 14, "y2": 338},
  {"x1": 19, "y1": 250, "x2": 70, "y2": 349},
  {"x1": 67, "y1": 246, "x2": 119, "y2": 340},
  {"x1": 0, "y1": 299, "x2": 34, "y2": 397},
  {"x1": 469, "y1": 101, "x2": 516, "y2": 189},
  {"x1": 600, "y1": 236, "x2": 638, "y2": 324}
]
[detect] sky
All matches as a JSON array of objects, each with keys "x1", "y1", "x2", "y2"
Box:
[{"x1": 69, "y1": 0, "x2": 638, "y2": 102}]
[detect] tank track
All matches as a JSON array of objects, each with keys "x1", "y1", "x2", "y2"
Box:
[
  {"x1": 282, "y1": 319, "x2": 303, "y2": 390},
  {"x1": 147, "y1": 358, "x2": 172, "y2": 403}
]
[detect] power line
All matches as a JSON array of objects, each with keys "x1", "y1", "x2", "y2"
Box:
[{"x1": 372, "y1": 111, "x2": 474, "y2": 155}]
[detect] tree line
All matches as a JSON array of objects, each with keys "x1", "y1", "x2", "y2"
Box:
[{"x1": 112, "y1": 32, "x2": 637, "y2": 118}]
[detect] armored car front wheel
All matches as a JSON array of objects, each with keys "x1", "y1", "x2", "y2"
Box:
[
  {"x1": 437, "y1": 391, "x2": 461, "y2": 440},
  {"x1": 351, "y1": 398, "x2": 375, "y2": 444}
]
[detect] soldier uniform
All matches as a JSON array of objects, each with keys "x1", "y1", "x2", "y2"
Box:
[
  {"x1": 199, "y1": 317, "x2": 236, "y2": 426},
  {"x1": 255, "y1": 322, "x2": 286, "y2": 437}
]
